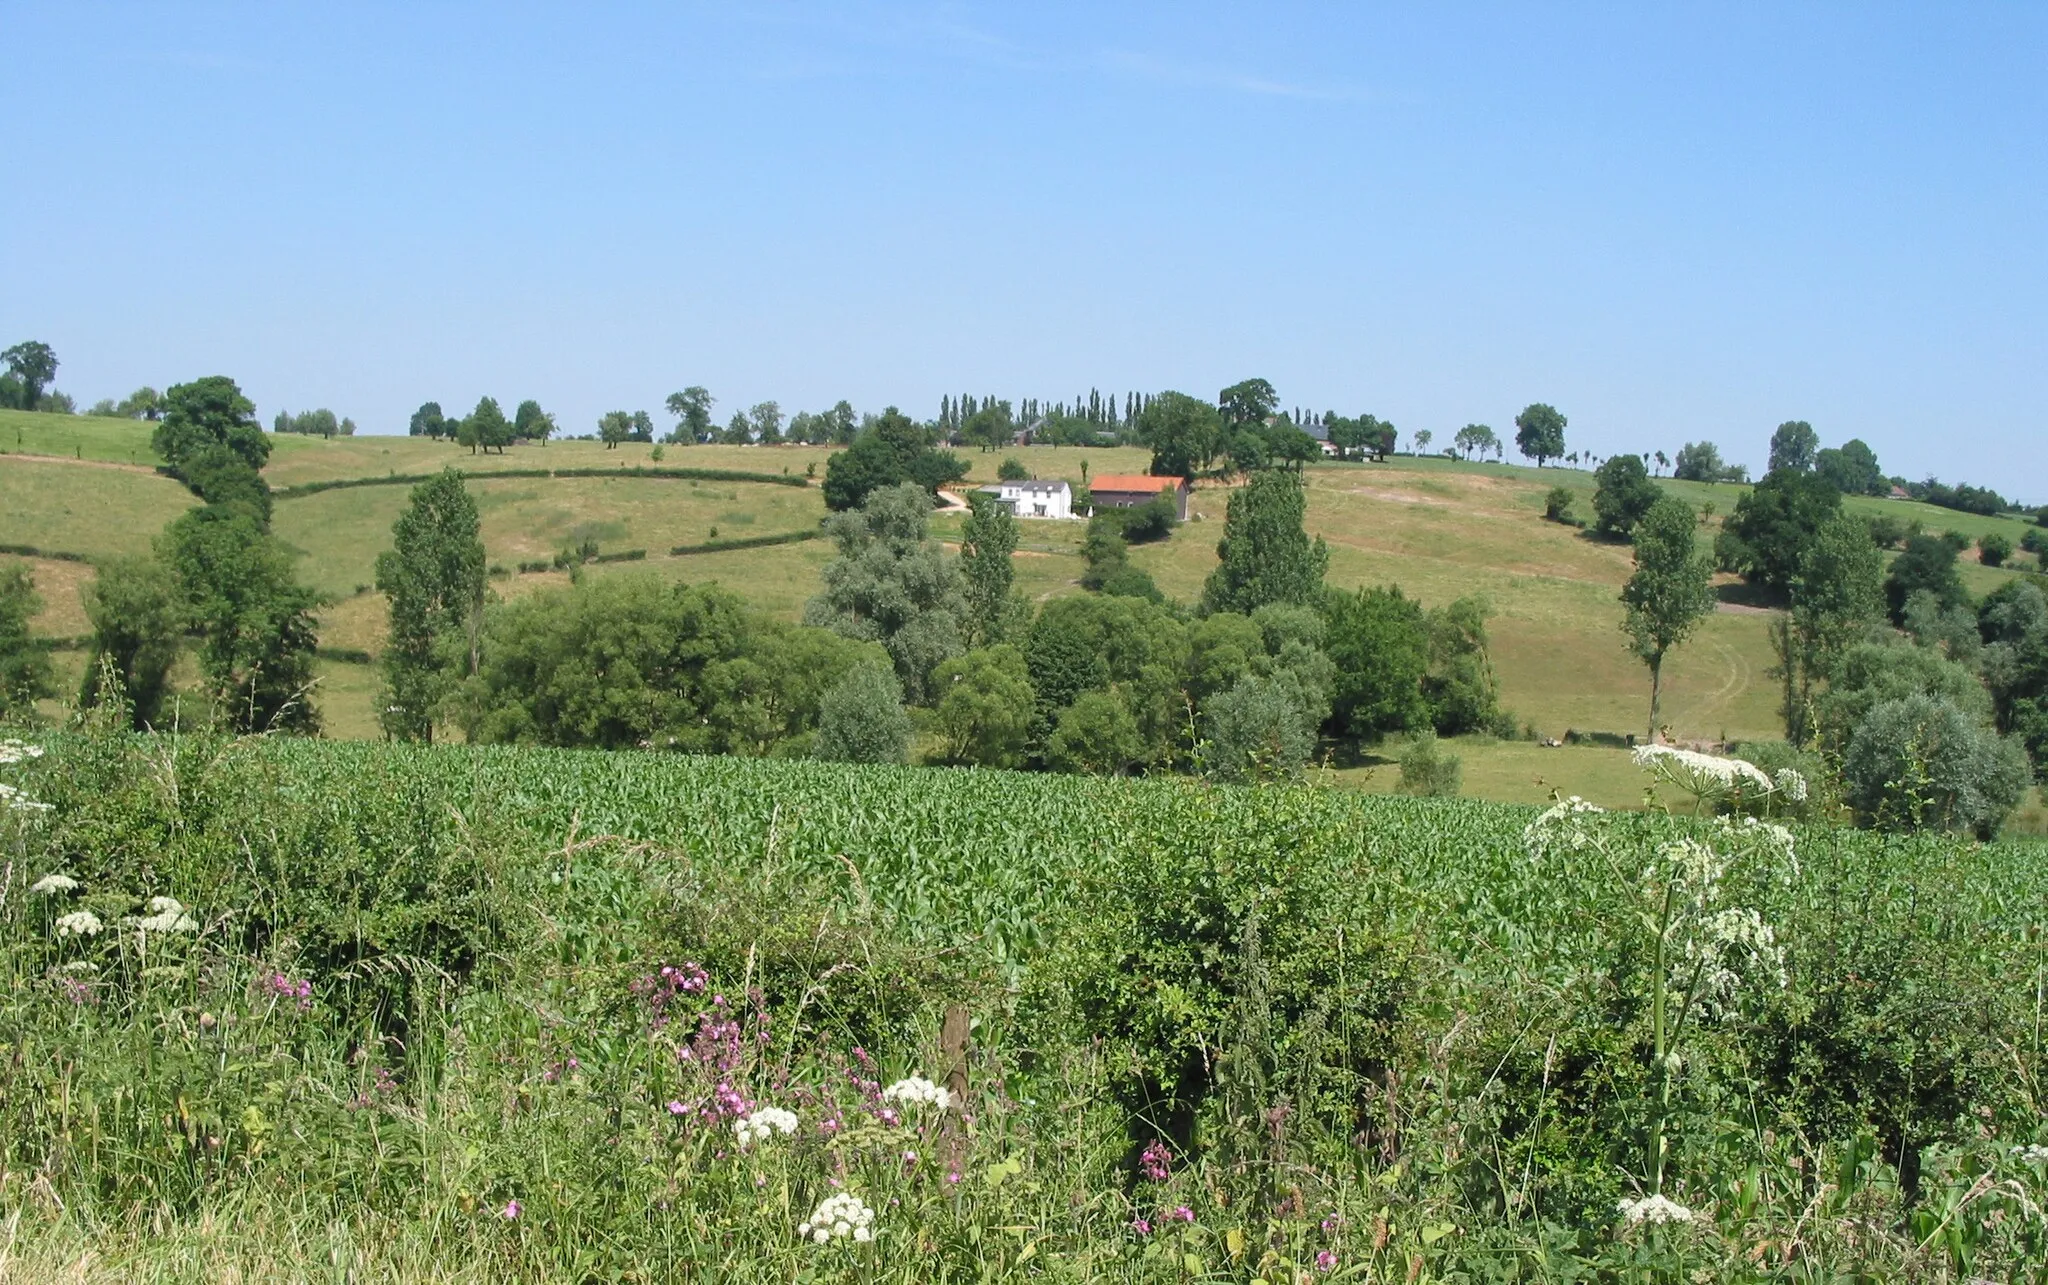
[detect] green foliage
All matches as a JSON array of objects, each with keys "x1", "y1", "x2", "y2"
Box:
[
  {"x1": 1217, "y1": 377, "x2": 1280, "y2": 428},
  {"x1": 930, "y1": 644, "x2": 1035, "y2": 768},
  {"x1": 803, "y1": 482, "x2": 967, "y2": 703},
  {"x1": 1767, "y1": 420, "x2": 1819, "y2": 473},
  {"x1": 1397, "y1": 731, "x2": 1462, "y2": 796},
  {"x1": 461, "y1": 396, "x2": 512, "y2": 454},
  {"x1": 1815, "y1": 437, "x2": 1886, "y2": 495},
  {"x1": 821, "y1": 408, "x2": 967, "y2": 511},
  {"x1": 1543, "y1": 484, "x2": 1577, "y2": 524},
  {"x1": 664, "y1": 386, "x2": 715, "y2": 442},
  {"x1": 151, "y1": 375, "x2": 270, "y2": 481},
  {"x1": 0, "y1": 564, "x2": 54, "y2": 717},
  {"x1": 1046, "y1": 688, "x2": 1143, "y2": 775},
  {"x1": 1513, "y1": 402, "x2": 1566, "y2": 465},
  {"x1": 1775, "y1": 513, "x2": 1887, "y2": 741},
  {"x1": 1424, "y1": 595, "x2": 1503, "y2": 735},
  {"x1": 1817, "y1": 640, "x2": 1992, "y2": 755},
  {"x1": 1138, "y1": 391, "x2": 1223, "y2": 478},
  {"x1": 1202, "y1": 672, "x2": 1317, "y2": 782},
  {"x1": 160, "y1": 506, "x2": 320, "y2": 734},
  {"x1": 1200, "y1": 469, "x2": 1327, "y2": 616},
  {"x1": 513, "y1": 398, "x2": 554, "y2": 443},
  {"x1": 1979, "y1": 532, "x2": 2013, "y2": 567},
  {"x1": 1321, "y1": 585, "x2": 1429, "y2": 739},
  {"x1": 77, "y1": 553, "x2": 185, "y2": 728},
  {"x1": 813, "y1": 660, "x2": 911, "y2": 764},
  {"x1": 996, "y1": 455, "x2": 1029, "y2": 480},
  {"x1": 376, "y1": 470, "x2": 486, "y2": 742},
  {"x1": 1591, "y1": 452, "x2": 1660, "y2": 537},
  {"x1": 958, "y1": 492, "x2": 1019, "y2": 647},
  {"x1": 1842, "y1": 693, "x2": 2032, "y2": 834},
  {"x1": 408, "y1": 400, "x2": 447, "y2": 438},
  {"x1": 1978, "y1": 580, "x2": 2048, "y2": 773},
  {"x1": 1716, "y1": 467, "x2": 1843, "y2": 596},
  {"x1": 1452, "y1": 422, "x2": 1498, "y2": 460},
  {"x1": 1672, "y1": 439, "x2": 1746, "y2": 483},
  {"x1": 0, "y1": 339, "x2": 58, "y2": 409},
  {"x1": 1622, "y1": 496, "x2": 1717, "y2": 738},
  {"x1": 1885, "y1": 532, "x2": 1969, "y2": 624},
  {"x1": 1115, "y1": 492, "x2": 1179, "y2": 543},
  {"x1": 1024, "y1": 595, "x2": 1189, "y2": 768}
]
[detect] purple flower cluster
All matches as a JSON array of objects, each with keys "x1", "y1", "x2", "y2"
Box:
[
  {"x1": 631, "y1": 962, "x2": 709, "y2": 1030},
  {"x1": 262, "y1": 973, "x2": 314, "y2": 1012},
  {"x1": 347, "y1": 1066, "x2": 399, "y2": 1111},
  {"x1": 1138, "y1": 1140, "x2": 1172, "y2": 1183}
]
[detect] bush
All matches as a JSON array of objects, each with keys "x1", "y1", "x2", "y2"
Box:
[
  {"x1": 1543, "y1": 485, "x2": 1577, "y2": 525},
  {"x1": 1979, "y1": 532, "x2": 2013, "y2": 567},
  {"x1": 1866, "y1": 515, "x2": 1908, "y2": 550},
  {"x1": 997, "y1": 456, "x2": 1030, "y2": 481},
  {"x1": 1396, "y1": 732, "x2": 1461, "y2": 796},
  {"x1": 1591, "y1": 453, "x2": 1659, "y2": 537},
  {"x1": 813, "y1": 661, "x2": 912, "y2": 764},
  {"x1": 1842, "y1": 693, "x2": 2032, "y2": 834}
]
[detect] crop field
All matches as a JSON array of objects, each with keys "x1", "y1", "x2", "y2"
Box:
[
  {"x1": 4, "y1": 407, "x2": 2044, "y2": 812},
  {"x1": 4, "y1": 731, "x2": 2048, "y2": 1281}
]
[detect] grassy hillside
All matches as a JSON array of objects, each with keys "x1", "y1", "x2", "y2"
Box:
[{"x1": 5, "y1": 408, "x2": 2042, "y2": 809}]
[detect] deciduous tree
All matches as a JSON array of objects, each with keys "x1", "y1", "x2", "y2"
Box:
[
  {"x1": 1767, "y1": 420, "x2": 1819, "y2": 473},
  {"x1": 0, "y1": 341, "x2": 57, "y2": 410},
  {"x1": 1621, "y1": 496, "x2": 1716, "y2": 740},
  {"x1": 1201, "y1": 469, "x2": 1327, "y2": 615},
  {"x1": 376, "y1": 470, "x2": 486, "y2": 742},
  {"x1": 78, "y1": 554, "x2": 185, "y2": 728},
  {"x1": 1514, "y1": 403, "x2": 1566, "y2": 466}
]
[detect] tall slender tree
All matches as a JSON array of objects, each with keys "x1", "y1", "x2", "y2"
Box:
[
  {"x1": 375, "y1": 470, "x2": 486, "y2": 742},
  {"x1": 1621, "y1": 496, "x2": 1717, "y2": 740}
]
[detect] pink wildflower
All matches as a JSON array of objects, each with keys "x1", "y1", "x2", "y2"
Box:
[
  {"x1": 1315, "y1": 1249, "x2": 1337, "y2": 1272},
  {"x1": 501, "y1": 1200, "x2": 521, "y2": 1220}
]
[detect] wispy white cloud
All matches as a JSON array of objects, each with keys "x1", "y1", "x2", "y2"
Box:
[{"x1": 1093, "y1": 48, "x2": 1369, "y2": 103}]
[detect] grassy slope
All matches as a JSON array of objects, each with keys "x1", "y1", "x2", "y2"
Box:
[{"x1": 7, "y1": 409, "x2": 2043, "y2": 810}]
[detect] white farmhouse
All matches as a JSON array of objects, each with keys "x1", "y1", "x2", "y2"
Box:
[{"x1": 978, "y1": 478, "x2": 1074, "y2": 520}]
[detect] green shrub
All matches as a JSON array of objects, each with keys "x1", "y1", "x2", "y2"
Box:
[
  {"x1": 1979, "y1": 532, "x2": 2013, "y2": 567},
  {"x1": 1543, "y1": 485, "x2": 1577, "y2": 525},
  {"x1": 1396, "y1": 731, "x2": 1462, "y2": 796},
  {"x1": 1842, "y1": 693, "x2": 2032, "y2": 834}
]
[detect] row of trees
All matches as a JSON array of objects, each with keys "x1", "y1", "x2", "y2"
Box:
[{"x1": 408, "y1": 398, "x2": 556, "y2": 452}]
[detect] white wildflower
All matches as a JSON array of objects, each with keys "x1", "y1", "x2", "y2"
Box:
[
  {"x1": 1632, "y1": 744, "x2": 1775, "y2": 808},
  {"x1": 55, "y1": 910, "x2": 104, "y2": 938},
  {"x1": 1616, "y1": 1194, "x2": 1694, "y2": 1226},
  {"x1": 133, "y1": 896, "x2": 198, "y2": 933},
  {"x1": 30, "y1": 873, "x2": 80, "y2": 895},
  {"x1": 0, "y1": 739, "x2": 44, "y2": 766},
  {"x1": 2014, "y1": 1144, "x2": 2048, "y2": 1165},
  {"x1": 1773, "y1": 768, "x2": 1808, "y2": 803},
  {"x1": 797, "y1": 1192, "x2": 875, "y2": 1244},
  {"x1": 733, "y1": 1106, "x2": 799, "y2": 1149},
  {"x1": 1686, "y1": 907, "x2": 1788, "y2": 1003},
  {"x1": 1523, "y1": 795, "x2": 1606, "y2": 860},
  {"x1": 1659, "y1": 838, "x2": 1728, "y2": 894},
  {"x1": 0, "y1": 783, "x2": 53, "y2": 813},
  {"x1": 880, "y1": 1075, "x2": 953, "y2": 1111}
]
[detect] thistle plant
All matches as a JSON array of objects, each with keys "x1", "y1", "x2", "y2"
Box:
[{"x1": 1524, "y1": 797, "x2": 1796, "y2": 1215}]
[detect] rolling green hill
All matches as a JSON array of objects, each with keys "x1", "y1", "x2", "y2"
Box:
[{"x1": 4, "y1": 406, "x2": 2041, "y2": 812}]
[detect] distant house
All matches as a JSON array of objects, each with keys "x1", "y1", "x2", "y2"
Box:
[
  {"x1": 1091, "y1": 474, "x2": 1190, "y2": 521},
  {"x1": 1889, "y1": 485, "x2": 1912, "y2": 500},
  {"x1": 1302, "y1": 421, "x2": 1341, "y2": 458},
  {"x1": 979, "y1": 478, "x2": 1074, "y2": 520}
]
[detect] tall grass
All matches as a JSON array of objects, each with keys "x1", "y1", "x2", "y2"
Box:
[{"x1": 3, "y1": 728, "x2": 2048, "y2": 1280}]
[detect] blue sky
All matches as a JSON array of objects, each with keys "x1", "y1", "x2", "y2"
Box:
[{"x1": 4, "y1": 3, "x2": 2042, "y2": 491}]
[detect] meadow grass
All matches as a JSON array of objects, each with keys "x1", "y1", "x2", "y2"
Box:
[{"x1": 6, "y1": 407, "x2": 2042, "y2": 803}]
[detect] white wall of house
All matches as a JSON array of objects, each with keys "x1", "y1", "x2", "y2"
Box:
[{"x1": 983, "y1": 480, "x2": 1074, "y2": 520}]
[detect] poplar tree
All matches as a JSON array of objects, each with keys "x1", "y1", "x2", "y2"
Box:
[
  {"x1": 959, "y1": 491, "x2": 1020, "y2": 645},
  {"x1": 1201, "y1": 469, "x2": 1328, "y2": 615},
  {"x1": 376, "y1": 469, "x2": 486, "y2": 741},
  {"x1": 1621, "y1": 496, "x2": 1717, "y2": 741}
]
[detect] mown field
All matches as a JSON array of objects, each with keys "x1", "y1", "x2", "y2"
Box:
[
  {"x1": 4, "y1": 731, "x2": 2047, "y2": 1281},
  {"x1": 4, "y1": 407, "x2": 2043, "y2": 809}
]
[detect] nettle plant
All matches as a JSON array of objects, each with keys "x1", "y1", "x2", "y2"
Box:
[{"x1": 1522, "y1": 795, "x2": 1797, "y2": 1230}]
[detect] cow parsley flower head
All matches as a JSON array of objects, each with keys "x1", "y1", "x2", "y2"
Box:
[
  {"x1": 1523, "y1": 795, "x2": 1605, "y2": 860},
  {"x1": 2012, "y1": 1144, "x2": 2048, "y2": 1165},
  {"x1": 798, "y1": 1192, "x2": 875, "y2": 1244},
  {"x1": 1633, "y1": 744, "x2": 1772, "y2": 793},
  {"x1": 133, "y1": 897, "x2": 197, "y2": 933},
  {"x1": 1617, "y1": 1194, "x2": 1694, "y2": 1226},
  {"x1": 1772, "y1": 768, "x2": 1808, "y2": 803},
  {"x1": 0, "y1": 739, "x2": 44, "y2": 766},
  {"x1": 733, "y1": 1106, "x2": 798, "y2": 1149},
  {"x1": 55, "y1": 910, "x2": 104, "y2": 938},
  {"x1": 880, "y1": 1075, "x2": 953, "y2": 1112},
  {"x1": 0, "y1": 783, "x2": 53, "y2": 813},
  {"x1": 30, "y1": 873, "x2": 79, "y2": 895}
]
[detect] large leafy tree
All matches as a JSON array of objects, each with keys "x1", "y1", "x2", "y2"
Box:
[
  {"x1": 1672, "y1": 440, "x2": 1729, "y2": 483},
  {"x1": 1767, "y1": 420, "x2": 1819, "y2": 473},
  {"x1": 151, "y1": 375, "x2": 271, "y2": 479},
  {"x1": 1452, "y1": 423, "x2": 1498, "y2": 461},
  {"x1": 78, "y1": 554, "x2": 186, "y2": 728},
  {"x1": 513, "y1": 399, "x2": 555, "y2": 444},
  {"x1": 0, "y1": 566, "x2": 54, "y2": 719},
  {"x1": 1514, "y1": 403, "x2": 1566, "y2": 467},
  {"x1": 931, "y1": 644, "x2": 1035, "y2": 767},
  {"x1": 1320, "y1": 585, "x2": 1429, "y2": 740},
  {"x1": 1591, "y1": 452, "x2": 1662, "y2": 538},
  {"x1": 1773, "y1": 513, "x2": 1885, "y2": 742},
  {"x1": 820, "y1": 408, "x2": 967, "y2": 511},
  {"x1": 1023, "y1": 594, "x2": 1189, "y2": 767},
  {"x1": 1201, "y1": 469, "x2": 1327, "y2": 615},
  {"x1": 1621, "y1": 496, "x2": 1716, "y2": 740},
  {"x1": 409, "y1": 402, "x2": 447, "y2": 438},
  {"x1": 959, "y1": 491, "x2": 1019, "y2": 646},
  {"x1": 0, "y1": 341, "x2": 57, "y2": 410},
  {"x1": 1218, "y1": 378, "x2": 1279, "y2": 429},
  {"x1": 803, "y1": 482, "x2": 968, "y2": 702},
  {"x1": 1884, "y1": 533, "x2": 1969, "y2": 624},
  {"x1": 1715, "y1": 467, "x2": 1843, "y2": 597},
  {"x1": 1814, "y1": 438, "x2": 1885, "y2": 496},
  {"x1": 1139, "y1": 391, "x2": 1224, "y2": 478},
  {"x1": 467, "y1": 396, "x2": 512, "y2": 453},
  {"x1": 161, "y1": 506, "x2": 321, "y2": 734},
  {"x1": 665, "y1": 387, "x2": 715, "y2": 442},
  {"x1": 376, "y1": 470, "x2": 487, "y2": 742},
  {"x1": 813, "y1": 661, "x2": 912, "y2": 764}
]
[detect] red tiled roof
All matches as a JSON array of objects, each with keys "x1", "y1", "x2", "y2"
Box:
[{"x1": 1090, "y1": 475, "x2": 1183, "y2": 493}]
